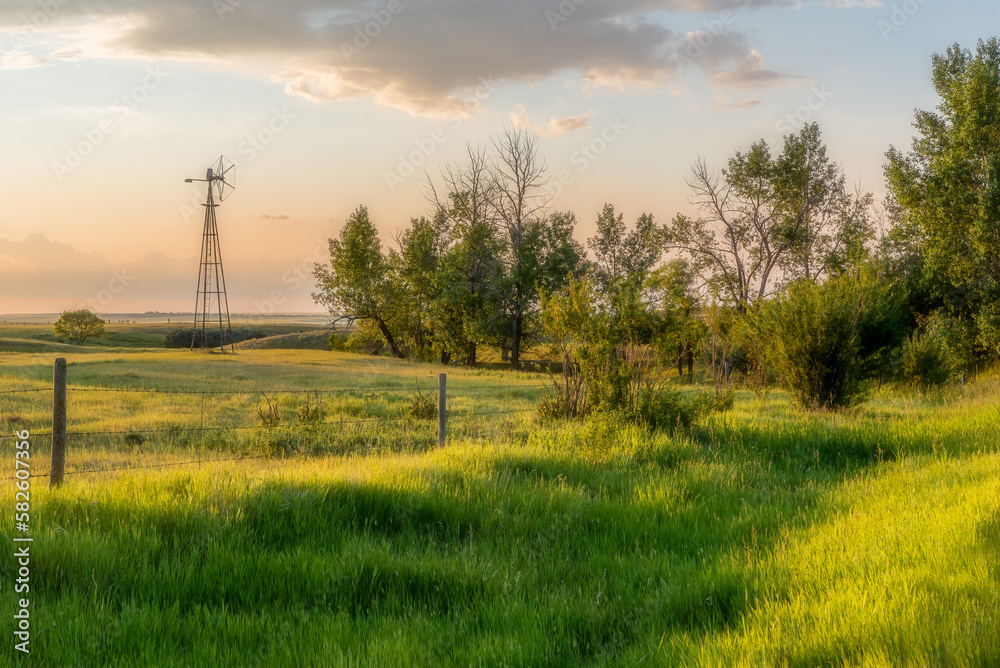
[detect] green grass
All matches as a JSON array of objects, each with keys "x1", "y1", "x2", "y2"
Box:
[{"x1": 0, "y1": 347, "x2": 997, "y2": 666}]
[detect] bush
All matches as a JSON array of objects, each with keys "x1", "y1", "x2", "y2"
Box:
[
  {"x1": 407, "y1": 388, "x2": 437, "y2": 420},
  {"x1": 634, "y1": 387, "x2": 715, "y2": 433},
  {"x1": 328, "y1": 332, "x2": 350, "y2": 351},
  {"x1": 297, "y1": 393, "x2": 326, "y2": 425},
  {"x1": 753, "y1": 277, "x2": 871, "y2": 409},
  {"x1": 900, "y1": 317, "x2": 956, "y2": 392}
]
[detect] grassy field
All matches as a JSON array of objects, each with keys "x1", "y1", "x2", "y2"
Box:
[{"x1": 0, "y1": 335, "x2": 998, "y2": 666}]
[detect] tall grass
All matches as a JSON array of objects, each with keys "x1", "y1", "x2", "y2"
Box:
[{"x1": 0, "y1": 348, "x2": 997, "y2": 666}]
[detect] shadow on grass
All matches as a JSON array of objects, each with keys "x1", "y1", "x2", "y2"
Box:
[{"x1": 24, "y1": 440, "x2": 847, "y2": 665}]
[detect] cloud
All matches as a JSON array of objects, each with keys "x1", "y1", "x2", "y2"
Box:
[
  {"x1": 710, "y1": 49, "x2": 809, "y2": 89},
  {"x1": 0, "y1": 0, "x2": 819, "y2": 115},
  {"x1": 824, "y1": 0, "x2": 882, "y2": 7},
  {"x1": 259, "y1": 214, "x2": 291, "y2": 220},
  {"x1": 509, "y1": 104, "x2": 592, "y2": 137},
  {"x1": 712, "y1": 93, "x2": 760, "y2": 110}
]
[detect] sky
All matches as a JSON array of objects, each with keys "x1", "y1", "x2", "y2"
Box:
[{"x1": 0, "y1": 0, "x2": 995, "y2": 314}]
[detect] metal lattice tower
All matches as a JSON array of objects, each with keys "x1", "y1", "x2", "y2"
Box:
[{"x1": 185, "y1": 156, "x2": 236, "y2": 353}]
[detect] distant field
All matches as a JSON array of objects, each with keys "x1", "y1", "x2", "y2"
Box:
[
  {"x1": 0, "y1": 339, "x2": 998, "y2": 666},
  {"x1": 0, "y1": 321, "x2": 337, "y2": 353}
]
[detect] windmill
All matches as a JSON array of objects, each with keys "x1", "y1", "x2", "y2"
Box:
[{"x1": 185, "y1": 156, "x2": 236, "y2": 353}]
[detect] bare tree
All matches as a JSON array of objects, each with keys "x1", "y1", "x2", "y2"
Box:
[
  {"x1": 424, "y1": 144, "x2": 505, "y2": 365},
  {"x1": 665, "y1": 141, "x2": 791, "y2": 313},
  {"x1": 488, "y1": 126, "x2": 552, "y2": 369}
]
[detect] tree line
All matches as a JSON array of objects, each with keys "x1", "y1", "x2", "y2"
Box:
[{"x1": 313, "y1": 38, "x2": 999, "y2": 412}]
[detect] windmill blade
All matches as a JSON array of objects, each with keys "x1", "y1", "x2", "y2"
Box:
[{"x1": 215, "y1": 155, "x2": 236, "y2": 200}]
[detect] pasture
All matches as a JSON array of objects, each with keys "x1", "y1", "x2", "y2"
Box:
[{"x1": 0, "y1": 328, "x2": 997, "y2": 666}]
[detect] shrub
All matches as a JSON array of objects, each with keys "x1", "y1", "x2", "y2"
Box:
[
  {"x1": 297, "y1": 393, "x2": 325, "y2": 425},
  {"x1": 123, "y1": 430, "x2": 146, "y2": 447},
  {"x1": 900, "y1": 317, "x2": 956, "y2": 392},
  {"x1": 328, "y1": 332, "x2": 350, "y2": 351},
  {"x1": 407, "y1": 388, "x2": 437, "y2": 420},
  {"x1": 634, "y1": 387, "x2": 715, "y2": 433},
  {"x1": 753, "y1": 277, "x2": 869, "y2": 409}
]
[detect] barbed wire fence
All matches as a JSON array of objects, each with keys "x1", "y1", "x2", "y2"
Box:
[{"x1": 0, "y1": 360, "x2": 550, "y2": 484}]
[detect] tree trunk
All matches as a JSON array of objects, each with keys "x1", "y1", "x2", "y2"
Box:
[
  {"x1": 510, "y1": 312, "x2": 522, "y2": 370},
  {"x1": 466, "y1": 341, "x2": 477, "y2": 367},
  {"x1": 441, "y1": 349, "x2": 451, "y2": 366},
  {"x1": 677, "y1": 344, "x2": 684, "y2": 377},
  {"x1": 374, "y1": 316, "x2": 403, "y2": 359},
  {"x1": 686, "y1": 345, "x2": 694, "y2": 380}
]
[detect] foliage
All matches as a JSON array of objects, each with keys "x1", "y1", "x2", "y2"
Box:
[
  {"x1": 665, "y1": 124, "x2": 873, "y2": 312},
  {"x1": 297, "y1": 392, "x2": 325, "y2": 425},
  {"x1": 885, "y1": 38, "x2": 1000, "y2": 355},
  {"x1": 313, "y1": 206, "x2": 406, "y2": 359},
  {"x1": 900, "y1": 315, "x2": 958, "y2": 392},
  {"x1": 53, "y1": 309, "x2": 105, "y2": 344},
  {"x1": 632, "y1": 386, "x2": 716, "y2": 433},
  {"x1": 407, "y1": 387, "x2": 438, "y2": 421},
  {"x1": 751, "y1": 276, "x2": 871, "y2": 409},
  {"x1": 586, "y1": 203, "x2": 660, "y2": 291}
]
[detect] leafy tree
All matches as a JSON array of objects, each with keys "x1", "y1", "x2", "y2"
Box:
[
  {"x1": 644, "y1": 259, "x2": 705, "y2": 379},
  {"x1": 312, "y1": 206, "x2": 405, "y2": 359},
  {"x1": 885, "y1": 38, "x2": 1000, "y2": 354},
  {"x1": 392, "y1": 213, "x2": 451, "y2": 361},
  {"x1": 774, "y1": 123, "x2": 866, "y2": 282},
  {"x1": 667, "y1": 125, "x2": 870, "y2": 311},
  {"x1": 587, "y1": 204, "x2": 660, "y2": 292},
  {"x1": 53, "y1": 309, "x2": 105, "y2": 344}
]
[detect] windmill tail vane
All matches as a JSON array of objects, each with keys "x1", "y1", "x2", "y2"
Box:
[{"x1": 185, "y1": 156, "x2": 236, "y2": 353}]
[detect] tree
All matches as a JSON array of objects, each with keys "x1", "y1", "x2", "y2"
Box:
[
  {"x1": 427, "y1": 144, "x2": 506, "y2": 365},
  {"x1": 392, "y1": 212, "x2": 451, "y2": 361},
  {"x1": 773, "y1": 123, "x2": 853, "y2": 283},
  {"x1": 665, "y1": 142, "x2": 783, "y2": 313},
  {"x1": 587, "y1": 204, "x2": 660, "y2": 292},
  {"x1": 53, "y1": 309, "x2": 105, "y2": 344},
  {"x1": 666, "y1": 125, "x2": 866, "y2": 311},
  {"x1": 489, "y1": 126, "x2": 552, "y2": 369},
  {"x1": 885, "y1": 38, "x2": 1000, "y2": 354},
  {"x1": 312, "y1": 206, "x2": 405, "y2": 359},
  {"x1": 644, "y1": 259, "x2": 705, "y2": 379}
]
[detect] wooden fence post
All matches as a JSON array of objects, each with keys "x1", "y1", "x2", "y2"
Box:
[
  {"x1": 49, "y1": 358, "x2": 67, "y2": 488},
  {"x1": 438, "y1": 373, "x2": 447, "y2": 447}
]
